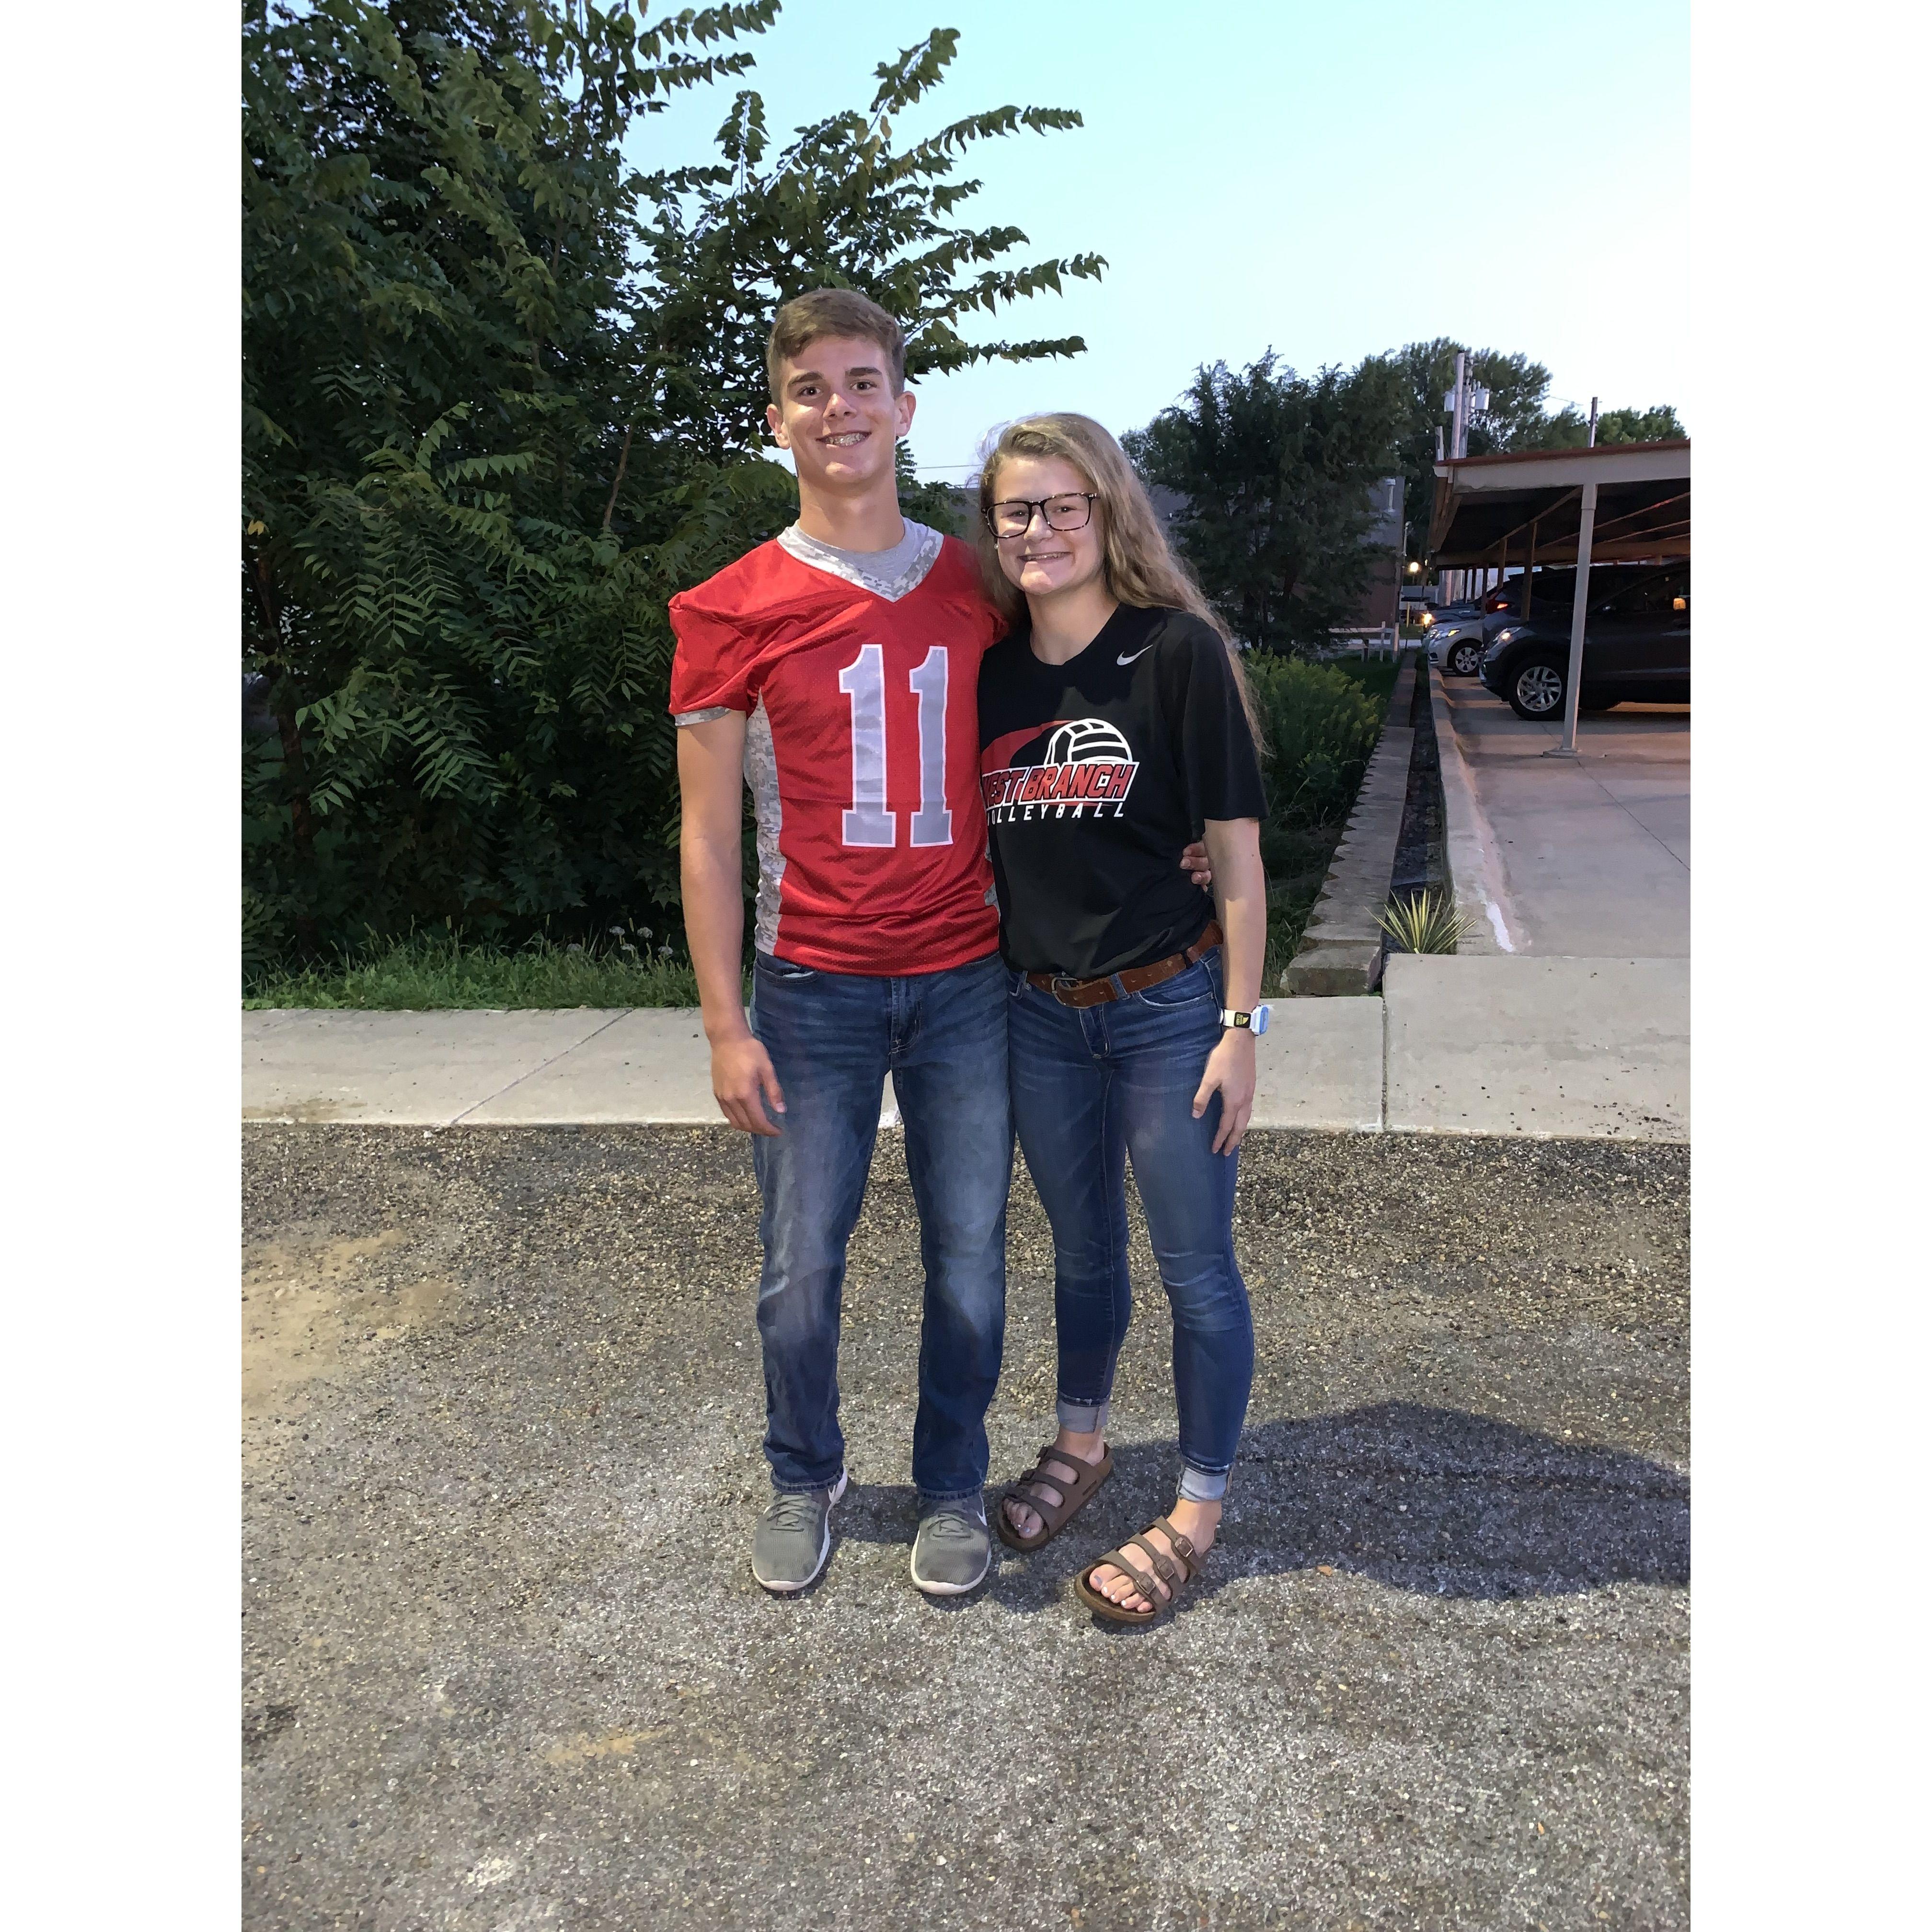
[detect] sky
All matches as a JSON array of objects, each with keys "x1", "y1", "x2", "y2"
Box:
[{"x1": 632, "y1": 0, "x2": 1690, "y2": 476}]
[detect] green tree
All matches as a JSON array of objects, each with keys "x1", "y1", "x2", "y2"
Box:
[
  {"x1": 1124, "y1": 352, "x2": 1406, "y2": 652},
  {"x1": 639, "y1": 26, "x2": 1105, "y2": 462},
  {"x1": 242, "y1": 2, "x2": 1100, "y2": 965},
  {"x1": 1519, "y1": 400, "x2": 1687, "y2": 448}
]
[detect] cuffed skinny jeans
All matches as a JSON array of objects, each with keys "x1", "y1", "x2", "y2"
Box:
[
  {"x1": 1007, "y1": 952, "x2": 1255, "y2": 1503},
  {"x1": 748, "y1": 947, "x2": 1011, "y2": 1503}
]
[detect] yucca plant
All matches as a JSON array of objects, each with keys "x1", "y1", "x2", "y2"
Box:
[{"x1": 1376, "y1": 889, "x2": 1470, "y2": 955}]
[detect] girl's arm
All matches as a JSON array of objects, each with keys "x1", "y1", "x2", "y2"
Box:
[{"x1": 1193, "y1": 815, "x2": 1266, "y2": 1154}]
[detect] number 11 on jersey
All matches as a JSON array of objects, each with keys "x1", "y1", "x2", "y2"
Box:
[{"x1": 837, "y1": 644, "x2": 953, "y2": 849}]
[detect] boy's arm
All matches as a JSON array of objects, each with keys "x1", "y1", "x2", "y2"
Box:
[{"x1": 678, "y1": 712, "x2": 785, "y2": 1137}]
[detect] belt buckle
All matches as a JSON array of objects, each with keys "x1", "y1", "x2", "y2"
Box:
[{"x1": 1049, "y1": 974, "x2": 1085, "y2": 1007}]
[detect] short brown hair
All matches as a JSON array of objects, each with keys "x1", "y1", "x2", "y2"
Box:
[{"x1": 766, "y1": 289, "x2": 907, "y2": 403}]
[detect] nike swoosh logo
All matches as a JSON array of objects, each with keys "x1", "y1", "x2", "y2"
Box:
[{"x1": 1117, "y1": 645, "x2": 1154, "y2": 665}]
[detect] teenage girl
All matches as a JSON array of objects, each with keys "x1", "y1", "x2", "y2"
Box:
[{"x1": 974, "y1": 413, "x2": 1269, "y2": 1622}]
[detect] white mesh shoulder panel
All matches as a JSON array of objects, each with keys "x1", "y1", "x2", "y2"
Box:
[
  {"x1": 744, "y1": 699, "x2": 786, "y2": 956},
  {"x1": 776, "y1": 519, "x2": 943, "y2": 602}
]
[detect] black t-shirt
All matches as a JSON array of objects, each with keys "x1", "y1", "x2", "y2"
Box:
[{"x1": 977, "y1": 603, "x2": 1268, "y2": 978}]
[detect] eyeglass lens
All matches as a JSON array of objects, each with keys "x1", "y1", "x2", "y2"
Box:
[{"x1": 989, "y1": 494, "x2": 1092, "y2": 537}]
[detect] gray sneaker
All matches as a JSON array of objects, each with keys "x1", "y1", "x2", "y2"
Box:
[
  {"x1": 751, "y1": 1472, "x2": 848, "y2": 1595},
  {"x1": 909, "y1": 1495, "x2": 992, "y2": 1597}
]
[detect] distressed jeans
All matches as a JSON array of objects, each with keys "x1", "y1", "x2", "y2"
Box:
[
  {"x1": 748, "y1": 948, "x2": 1011, "y2": 1503},
  {"x1": 1007, "y1": 953, "x2": 1255, "y2": 1502}
]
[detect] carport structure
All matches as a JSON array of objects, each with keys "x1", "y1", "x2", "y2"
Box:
[{"x1": 1429, "y1": 439, "x2": 1690, "y2": 751}]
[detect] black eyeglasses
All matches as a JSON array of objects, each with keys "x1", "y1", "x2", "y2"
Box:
[{"x1": 983, "y1": 492, "x2": 1100, "y2": 540}]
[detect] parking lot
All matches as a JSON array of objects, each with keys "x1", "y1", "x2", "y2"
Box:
[
  {"x1": 243, "y1": 1125, "x2": 1688, "y2": 1932},
  {"x1": 1437, "y1": 679, "x2": 1689, "y2": 959}
]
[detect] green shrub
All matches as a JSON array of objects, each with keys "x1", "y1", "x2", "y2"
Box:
[
  {"x1": 1247, "y1": 656, "x2": 1386, "y2": 833},
  {"x1": 1242, "y1": 655, "x2": 1390, "y2": 987}
]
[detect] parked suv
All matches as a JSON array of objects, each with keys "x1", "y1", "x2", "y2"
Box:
[
  {"x1": 1479, "y1": 562, "x2": 1668, "y2": 619},
  {"x1": 1436, "y1": 566, "x2": 1661, "y2": 676},
  {"x1": 1479, "y1": 564, "x2": 1690, "y2": 719}
]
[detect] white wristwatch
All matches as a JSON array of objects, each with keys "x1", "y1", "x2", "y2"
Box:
[{"x1": 1219, "y1": 1004, "x2": 1271, "y2": 1036}]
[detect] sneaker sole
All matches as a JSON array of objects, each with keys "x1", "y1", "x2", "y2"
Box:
[{"x1": 751, "y1": 1470, "x2": 848, "y2": 1595}]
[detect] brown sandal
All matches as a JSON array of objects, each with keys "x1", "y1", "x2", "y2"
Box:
[
  {"x1": 996, "y1": 1442, "x2": 1114, "y2": 1552},
  {"x1": 1073, "y1": 1516, "x2": 1203, "y2": 1623}
]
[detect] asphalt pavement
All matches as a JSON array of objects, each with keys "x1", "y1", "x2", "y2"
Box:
[{"x1": 243, "y1": 1125, "x2": 1688, "y2": 1931}]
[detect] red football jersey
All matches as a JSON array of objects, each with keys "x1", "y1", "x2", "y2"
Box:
[{"x1": 668, "y1": 531, "x2": 1005, "y2": 975}]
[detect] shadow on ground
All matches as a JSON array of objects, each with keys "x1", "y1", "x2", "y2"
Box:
[{"x1": 840, "y1": 1401, "x2": 1687, "y2": 1615}]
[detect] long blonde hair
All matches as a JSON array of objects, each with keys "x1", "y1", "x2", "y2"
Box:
[{"x1": 972, "y1": 413, "x2": 1260, "y2": 747}]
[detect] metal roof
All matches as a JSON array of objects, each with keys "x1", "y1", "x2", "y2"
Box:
[{"x1": 1427, "y1": 438, "x2": 1690, "y2": 566}]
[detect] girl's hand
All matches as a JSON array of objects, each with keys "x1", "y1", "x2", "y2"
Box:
[{"x1": 1193, "y1": 1028, "x2": 1257, "y2": 1154}]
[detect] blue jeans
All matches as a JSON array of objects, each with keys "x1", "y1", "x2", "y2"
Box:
[
  {"x1": 1008, "y1": 953, "x2": 1254, "y2": 1502},
  {"x1": 748, "y1": 948, "x2": 1011, "y2": 1503}
]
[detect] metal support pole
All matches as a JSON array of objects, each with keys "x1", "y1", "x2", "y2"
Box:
[
  {"x1": 1549, "y1": 480, "x2": 1598, "y2": 757},
  {"x1": 1523, "y1": 518, "x2": 1537, "y2": 616}
]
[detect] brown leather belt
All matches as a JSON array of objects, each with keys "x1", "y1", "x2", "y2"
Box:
[{"x1": 1027, "y1": 921, "x2": 1222, "y2": 1009}]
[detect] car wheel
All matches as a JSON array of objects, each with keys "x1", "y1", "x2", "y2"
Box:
[
  {"x1": 1508, "y1": 658, "x2": 1567, "y2": 720},
  {"x1": 1448, "y1": 640, "x2": 1483, "y2": 676}
]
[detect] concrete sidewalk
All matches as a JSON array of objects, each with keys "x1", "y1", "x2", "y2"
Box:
[
  {"x1": 243, "y1": 1001, "x2": 1385, "y2": 1133},
  {"x1": 244, "y1": 957, "x2": 1688, "y2": 1141},
  {"x1": 1435, "y1": 679, "x2": 1689, "y2": 959}
]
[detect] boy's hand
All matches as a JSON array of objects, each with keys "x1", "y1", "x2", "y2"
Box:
[
  {"x1": 1181, "y1": 840, "x2": 1213, "y2": 889},
  {"x1": 712, "y1": 1034, "x2": 786, "y2": 1136}
]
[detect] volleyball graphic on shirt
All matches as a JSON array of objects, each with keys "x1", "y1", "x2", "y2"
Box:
[
  {"x1": 1043, "y1": 718, "x2": 1132, "y2": 767},
  {"x1": 978, "y1": 717, "x2": 1140, "y2": 824}
]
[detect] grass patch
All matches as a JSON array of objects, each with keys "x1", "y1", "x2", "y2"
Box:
[{"x1": 244, "y1": 931, "x2": 707, "y2": 1011}]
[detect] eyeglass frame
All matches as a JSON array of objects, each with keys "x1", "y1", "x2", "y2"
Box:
[{"x1": 982, "y1": 491, "x2": 1102, "y2": 540}]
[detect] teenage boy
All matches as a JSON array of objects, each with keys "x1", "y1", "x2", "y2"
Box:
[{"x1": 671, "y1": 289, "x2": 1206, "y2": 1599}]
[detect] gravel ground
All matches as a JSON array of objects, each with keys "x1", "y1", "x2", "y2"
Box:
[{"x1": 242, "y1": 1126, "x2": 1688, "y2": 1932}]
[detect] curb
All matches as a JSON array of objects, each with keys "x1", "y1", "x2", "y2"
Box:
[{"x1": 1430, "y1": 673, "x2": 1517, "y2": 957}]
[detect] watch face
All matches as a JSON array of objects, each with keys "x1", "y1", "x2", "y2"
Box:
[{"x1": 1250, "y1": 1002, "x2": 1272, "y2": 1036}]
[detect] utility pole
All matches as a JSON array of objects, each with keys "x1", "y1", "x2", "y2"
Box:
[
  {"x1": 1467, "y1": 378, "x2": 1490, "y2": 592},
  {"x1": 1435, "y1": 407, "x2": 1451, "y2": 604},
  {"x1": 1588, "y1": 395, "x2": 1599, "y2": 447},
  {"x1": 1438, "y1": 355, "x2": 1497, "y2": 601}
]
